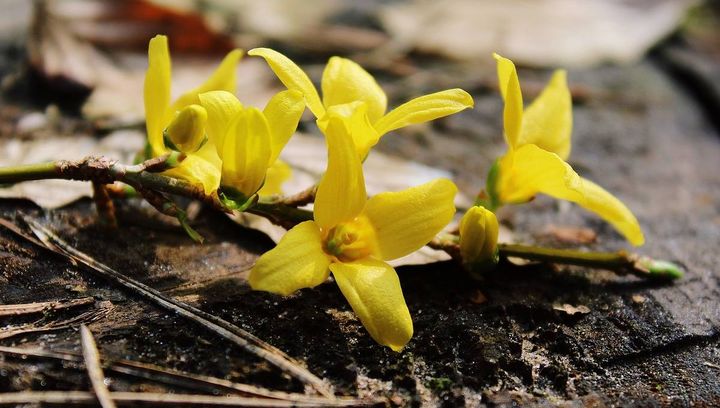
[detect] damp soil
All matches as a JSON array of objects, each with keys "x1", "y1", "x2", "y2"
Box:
[{"x1": 1, "y1": 46, "x2": 720, "y2": 408}]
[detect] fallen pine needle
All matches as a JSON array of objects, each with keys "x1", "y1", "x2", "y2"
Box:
[
  {"x1": 80, "y1": 325, "x2": 117, "y2": 408},
  {"x1": 16, "y1": 217, "x2": 333, "y2": 398},
  {"x1": 0, "y1": 345, "x2": 369, "y2": 406},
  {"x1": 0, "y1": 391, "x2": 384, "y2": 407}
]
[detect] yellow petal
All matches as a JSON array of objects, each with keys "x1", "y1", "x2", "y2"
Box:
[
  {"x1": 163, "y1": 141, "x2": 222, "y2": 195},
  {"x1": 165, "y1": 104, "x2": 207, "y2": 153},
  {"x1": 263, "y1": 90, "x2": 305, "y2": 163},
  {"x1": 258, "y1": 159, "x2": 292, "y2": 197},
  {"x1": 521, "y1": 70, "x2": 572, "y2": 159},
  {"x1": 497, "y1": 144, "x2": 644, "y2": 246},
  {"x1": 373, "y1": 89, "x2": 474, "y2": 136},
  {"x1": 459, "y1": 206, "x2": 499, "y2": 265},
  {"x1": 572, "y1": 178, "x2": 645, "y2": 246},
  {"x1": 330, "y1": 258, "x2": 412, "y2": 351},
  {"x1": 314, "y1": 115, "x2": 367, "y2": 229},
  {"x1": 321, "y1": 56, "x2": 387, "y2": 123},
  {"x1": 317, "y1": 102, "x2": 380, "y2": 159},
  {"x1": 248, "y1": 48, "x2": 325, "y2": 118},
  {"x1": 198, "y1": 90, "x2": 243, "y2": 151},
  {"x1": 170, "y1": 49, "x2": 243, "y2": 113},
  {"x1": 144, "y1": 35, "x2": 172, "y2": 156},
  {"x1": 222, "y1": 107, "x2": 273, "y2": 196},
  {"x1": 249, "y1": 221, "x2": 331, "y2": 296},
  {"x1": 364, "y1": 179, "x2": 457, "y2": 260},
  {"x1": 493, "y1": 53, "x2": 523, "y2": 149}
]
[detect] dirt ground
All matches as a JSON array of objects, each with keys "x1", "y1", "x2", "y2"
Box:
[{"x1": 1, "y1": 9, "x2": 720, "y2": 408}]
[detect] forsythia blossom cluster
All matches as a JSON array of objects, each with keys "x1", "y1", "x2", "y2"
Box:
[{"x1": 143, "y1": 36, "x2": 644, "y2": 351}]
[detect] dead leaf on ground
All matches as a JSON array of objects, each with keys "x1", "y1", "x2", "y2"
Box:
[
  {"x1": 151, "y1": 0, "x2": 388, "y2": 53},
  {"x1": 27, "y1": 0, "x2": 273, "y2": 124},
  {"x1": 553, "y1": 303, "x2": 591, "y2": 315},
  {"x1": 379, "y1": 0, "x2": 697, "y2": 67},
  {"x1": 0, "y1": 129, "x2": 144, "y2": 208},
  {"x1": 541, "y1": 225, "x2": 597, "y2": 245}
]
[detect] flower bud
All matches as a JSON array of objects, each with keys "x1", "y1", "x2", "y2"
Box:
[
  {"x1": 165, "y1": 104, "x2": 208, "y2": 152},
  {"x1": 459, "y1": 205, "x2": 499, "y2": 276}
]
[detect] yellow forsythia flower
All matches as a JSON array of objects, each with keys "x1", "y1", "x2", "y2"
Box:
[
  {"x1": 488, "y1": 54, "x2": 644, "y2": 246},
  {"x1": 249, "y1": 110, "x2": 457, "y2": 351},
  {"x1": 459, "y1": 205, "x2": 499, "y2": 274},
  {"x1": 248, "y1": 48, "x2": 474, "y2": 158},
  {"x1": 143, "y1": 35, "x2": 242, "y2": 194},
  {"x1": 197, "y1": 89, "x2": 304, "y2": 198}
]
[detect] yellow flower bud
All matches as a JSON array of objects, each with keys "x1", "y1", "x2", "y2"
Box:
[
  {"x1": 459, "y1": 205, "x2": 499, "y2": 275},
  {"x1": 165, "y1": 104, "x2": 208, "y2": 153}
]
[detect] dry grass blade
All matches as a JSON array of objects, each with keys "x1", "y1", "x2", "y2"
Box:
[
  {"x1": 0, "y1": 345, "x2": 371, "y2": 406},
  {"x1": 0, "y1": 307, "x2": 109, "y2": 340},
  {"x1": 0, "y1": 297, "x2": 94, "y2": 317},
  {"x1": 19, "y1": 217, "x2": 334, "y2": 398},
  {"x1": 0, "y1": 391, "x2": 384, "y2": 407},
  {"x1": 80, "y1": 325, "x2": 117, "y2": 408},
  {"x1": 0, "y1": 217, "x2": 49, "y2": 249}
]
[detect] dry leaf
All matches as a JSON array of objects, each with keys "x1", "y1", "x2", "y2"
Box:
[
  {"x1": 28, "y1": 0, "x2": 272, "y2": 124},
  {"x1": 150, "y1": 0, "x2": 387, "y2": 53},
  {"x1": 0, "y1": 129, "x2": 144, "y2": 208},
  {"x1": 469, "y1": 290, "x2": 487, "y2": 305},
  {"x1": 379, "y1": 0, "x2": 697, "y2": 67},
  {"x1": 542, "y1": 225, "x2": 597, "y2": 245},
  {"x1": 632, "y1": 295, "x2": 647, "y2": 304},
  {"x1": 553, "y1": 303, "x2": 591, "y2": 315}
]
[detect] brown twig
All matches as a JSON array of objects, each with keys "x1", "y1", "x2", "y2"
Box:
[
  {"x1": 0, "y1": 297, "x2": 94, "y2": 318},
  {"x1": 280, "y1": 185, "x2": 317, "y2": 207},
  {"x1": 80, "y1": 325, "x2": 117, "y2": 408},
  {"x1": 0, "y1": 307, "x2": 110, "y2": 340}
]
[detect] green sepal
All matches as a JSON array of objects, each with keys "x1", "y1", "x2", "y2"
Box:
[
  {"x1": 162, "y1": 129, "x2": 181, "y2": 152},
  {"x1": 463, "y1": 248, "x2": 500, "y2": 281},
  {"x1": 163, "y1": 151, "x2": 184, "y2": 169},
  {"x1": 476, "y1": 159, "x2": 501, "y2": 211},
  {"x1": 219, "y1": 186, "x2": 259, "y2": 212},
  {"x1": 637, "y1": 257, "x2": 684, "y2": 280},
  {"x1": 163, "y1": 202, "x2": 204, "y2": 243}
]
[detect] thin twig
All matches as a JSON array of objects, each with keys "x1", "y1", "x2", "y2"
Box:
[
  {"x1": 271, "y1": 185, "x2": 317, "y2": 207},
  {"x1": 0, "y1": 345, "x2": 359, "y2": 405},
  {"x1": 19, "y1": 217, "x2": 334, "y2": 398},
  {"x1": 0, "y1": 217, "x2": 47, "y2": 249},
  {"x1": 0, "y1": 391, "x2": 384, "y2": 407},
  {"x1": 80, "y1": 325, "x2": 117, "y2": 408},
  {"x1": 0, "y1": 297, "x2": 94, "y2": 318},
  {"x1": 0, "y1": 308, "x2": 109, "y2": 340}
]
